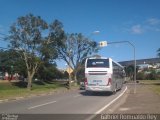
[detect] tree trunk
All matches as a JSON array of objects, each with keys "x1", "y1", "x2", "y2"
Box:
[
  {"x1": 27, "y1": 71, "x2": 35, "y2": 91},
  {"x1": 74, "y1": 71, "x2": 78, "y2": 86},
  {"x1": 68, "y1": 73, "x2": 71, "y2": 89},
  {"x1": 27, "y1": 75, "x2": 32, "y2": 90}
]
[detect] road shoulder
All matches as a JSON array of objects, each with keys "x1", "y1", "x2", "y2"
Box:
[{"x1": 103, "y1": 83, "x2": 160, "y2": 114}]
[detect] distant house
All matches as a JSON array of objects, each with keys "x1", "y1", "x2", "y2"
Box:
[
  {"x1": 138, "y1": 64, "x2": 153, "y2": 70},
  {"x1": 119, "y1": 58, "x2": 160, "y2": 67}
]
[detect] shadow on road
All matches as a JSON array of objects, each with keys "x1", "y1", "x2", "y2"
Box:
[
  {"x1": 11, "y1": 81, "x2": 45, "y2": 88},
  {"x1": 140, "y1": 82, "x2": 160, "y2": 86},
  {"x1": 79, "y1": 91, "x2": 113, "y2": 96},
  {"x1": 153, "y1": 83, "x2": 160, "y2": 86},
  {"x1": 11, "y1": 81, "x2": 27, "y2": 88}
]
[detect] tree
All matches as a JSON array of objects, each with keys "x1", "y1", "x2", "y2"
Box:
[
  {"x1": 125, "y1": 65, "x2": 139, "y2": 80},
  {"x1": 0, "y1": 49, "x2": 27, "y2": 80},
  {"x1": 36, "y1": 62, "x2": 65, "y2": 81},
  {"x1": 48, "y1": 20, "x2": 98, "y2": 83},
  {"x1": 125, "y1": 65, "x2": 134, "y2": 80},
  {"x1": 157, "y1": 48, "x2": 160, "y2": 58},
  {"x1": 7, "y1": 14, "x2": 49, "y2": 90}
]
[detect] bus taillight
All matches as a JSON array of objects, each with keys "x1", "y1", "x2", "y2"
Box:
[
  {"x1": 107, "y1": 78, "x2": 112, "y2": 86},
  {"x1": 84, "y1": 78, "x2": 88, "y2": 85}
]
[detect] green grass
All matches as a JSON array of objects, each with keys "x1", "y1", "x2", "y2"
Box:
[
  {"x1": 139, "y1": 80, "x2": 160, "y2": 84},
  {"x1": 139, "y1": 80, "x2": 160, "y2": 95},
  {"x1": 0, "y1": 81, "x2": 68, "y2": 100},
  {"x1": 151, "y1": 86, "x2": 160, "y2": 95}
]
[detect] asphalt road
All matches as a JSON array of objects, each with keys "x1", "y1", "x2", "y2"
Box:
[{"x1": 0, "y1": 86, "x2": 127, "y2": 120}]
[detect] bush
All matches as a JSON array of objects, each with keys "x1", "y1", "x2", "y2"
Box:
[
  {"x1": 137, "y1": 72, "x2": 146, "y2": 80},
  {"x1": 137, "y1": 70, "x2": 160, "y2": 80}
]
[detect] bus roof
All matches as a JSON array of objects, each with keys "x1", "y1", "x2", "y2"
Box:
[
  {"x1": 87, "y1": 56, "x2": 109, "y2": 59},
  {"x1": 87, "y1": 57, "x2": 124, "y2": 68}
]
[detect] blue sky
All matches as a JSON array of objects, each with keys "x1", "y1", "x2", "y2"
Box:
[{"x1": 0, "y1": 0, "x2": 160, "y2": 68}]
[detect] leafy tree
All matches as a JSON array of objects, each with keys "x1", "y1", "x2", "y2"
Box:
[
  {"x1": 0, "y1": 50, "x2": 12, "y2": 74},
  {"x1": 157, "y1": 48, "x2": 160, "y2": 58},
  {"x1": 0, "y1": 49, "x2": 27, "y2": 80},
  {"x1": 0, "y1": 50, "x2": 16, "y2": 73},
  {"x1": 66, "y1": 33, "x2": 98, "y2": 83},
  {"x1": 125, "y1": 65, "x2": 139, "y2": 80},
  {"x1": 125, "y1": 65, "x2": 134, "y2": 80},
  {"x1": 7, "y1": 14, "x2": 49, "y2": 90},
  {"x1": 49, "y1": 21, "x2": 98, "y2": 83},
  {"x1": 76, "y1": 65, "x2": 85, "y2": 83},
  {"x1": 36, "y1": 62, "x2": 65, "y2": 81}
]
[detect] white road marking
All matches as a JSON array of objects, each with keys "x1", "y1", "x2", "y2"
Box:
[
  {"x1": 28, "y1": 101, "x2": 57, "y2": 110},
  {"x1": 85, "y1": 86, "x2": 128, "y2": 120},
  {"x1": 96, "y1": 86, "x2": 127, "y2": 114},
  {"x1": 74, "y1": 95, "x2": 81, "y2": 98}
]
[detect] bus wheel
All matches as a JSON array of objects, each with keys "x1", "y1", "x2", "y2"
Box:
[
  {"x1": 113, "y1": 85, "x2": 117, "y2": 94},
  {"x1": 113, "y1": 89, "x2": 116, "y2": 94},
  {"x1": 120, "y1": 83, "x2": 123, "y2": 90}
]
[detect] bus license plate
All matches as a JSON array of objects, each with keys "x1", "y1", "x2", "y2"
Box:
[{"x1": 93, "y1": 80, "x2": 102, "y2": 83}]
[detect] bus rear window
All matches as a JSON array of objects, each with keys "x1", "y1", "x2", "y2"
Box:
[{"x1": 87, "y1": 59, "x2": 109, "y2": 68}]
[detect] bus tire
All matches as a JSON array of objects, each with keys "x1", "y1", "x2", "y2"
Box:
[{"x1": 113, "y1": 84, "x2": 117, "y2": 94}]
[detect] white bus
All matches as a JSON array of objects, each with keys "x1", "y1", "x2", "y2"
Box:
[{"x1": 84, "y1": 57, "x2": 125, "y2": 93}]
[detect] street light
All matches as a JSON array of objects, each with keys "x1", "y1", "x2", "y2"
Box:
[{"x1": 100, "y1": 40, "x2": 137, "y2": 93}]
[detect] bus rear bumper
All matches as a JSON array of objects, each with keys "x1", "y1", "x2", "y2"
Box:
[{"x1": 85, "y1": 85, "x2": 112, "y2": 92}]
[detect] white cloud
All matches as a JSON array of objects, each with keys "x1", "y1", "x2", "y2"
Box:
[
  {"x1": 122, "y1": 18, "x2": 160, "y2": 35},
  {"x1": 147, "y1": 18, "x2": 160, "y2": 25},
  {"x1": 131, "y1": 25, "x2": 144, "y2": 34}
]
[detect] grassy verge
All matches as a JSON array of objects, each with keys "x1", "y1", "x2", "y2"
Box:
[
  {"x1": 151, "y1": 85, "x2": 160, "y2": 95},
  {"x1": 0, "y1": 81, "x2": 76, "y2": 100},
  {"x1": 139, "y1": 80, "x2": 160, "y2": 95}
]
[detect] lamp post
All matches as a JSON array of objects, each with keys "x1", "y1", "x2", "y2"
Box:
[{"x1": 107, "y1": 41, "x2": 137, "y2": 93}]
